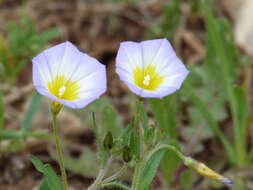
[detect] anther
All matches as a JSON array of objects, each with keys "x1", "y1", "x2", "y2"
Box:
[
  {"x1": 143, "y1": 75, "x2": 150, "y2": 86},
  {"x1": 58, "y1": 86, "x2": 66, "y2": 97}
]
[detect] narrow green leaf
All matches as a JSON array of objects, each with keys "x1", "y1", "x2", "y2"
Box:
[
  {"x1": 39, "y1": 179, "x2": 50, "y2": 190},
  {"x1": 119, "y1": 117, "x2": 134, "y2": 146},
  {"x1": 30, "y1": 155, "x2": 63, "y2": 190},
  {"x1": 234, "y1": 86, "x2": 248, "y2": 134},
  {"x1": 21, "y1": 92, "x2": 42, "y2": 131},
  {"x1": 138, "y1": 149, "x2": 166, "y2": 190},
  {"x1": 140, "y1": 101, "x2": 148, "y2": 136},
  {"x1": 40, "y1": 28, "x2": 61, "y2": 41},
  {"x1": 201, "y1": 0, "x2": 245, "y2": 165},
  {"x1": 234, "y1": 86, "x2": 248, "y2": 164},
  {"x1": 2, "y1": 130, "x2": 50, "y2": 139},
  {"x1": 149, "y1": 96, "x2": 178, "y2": 139},
  {"x1": 30, "y1": 155, "x2": 46, "y2": 173},
  {"x1": 101, "y1": 105, "x2": 123, "y2": 136},
  {"x1": 180, "y1": 170, "x2": 194, "y2": 190},
  {"x1": 102, "y1": 182, "x2": 132, "y2": 190},
  {"x1": 43, "y1": 164, "x2": 63, "y2": 190},
  {"x1": 184, "y1": 82, "x2": 235, "y2": 164},
  {"x1": 0, "y1": 89, "x2": 4, "y2": 137}
]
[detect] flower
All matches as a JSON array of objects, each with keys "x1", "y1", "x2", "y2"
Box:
[
  {"x1": 32, "y1": 41, "x2": 106, "y2": 109},
  {"x1": 116, "y1": 38, "x2": 189, "y2": 98}
]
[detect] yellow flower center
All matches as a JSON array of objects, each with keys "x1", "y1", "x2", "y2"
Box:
[
  {"x1": 47, "y1": 75, "x2": 80, "y2": 100},
  {"x1": 133, "y1": 64, "x2": 164, "y2": 91}
]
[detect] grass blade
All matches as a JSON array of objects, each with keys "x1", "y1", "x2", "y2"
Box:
[{"x1": 21, "y1": 92, "x2": 42, "y2": 131}]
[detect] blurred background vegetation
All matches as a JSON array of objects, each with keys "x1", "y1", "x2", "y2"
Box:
[{"x1": 0, "y1": 0, "x2": 253, "y2": 189}]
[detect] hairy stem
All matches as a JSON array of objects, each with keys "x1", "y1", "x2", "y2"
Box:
[
  {"x1": 52, "y1": 114, "x2": 68, "y2": 190},
  {"x1": 87, "y1": 156, "x2": 113, "y2": 190}
]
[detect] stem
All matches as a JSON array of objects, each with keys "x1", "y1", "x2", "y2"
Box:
[
  {"x1": 131, "y1": 160, "x2": 142, "y2": 190},
  {"x1": 131, "y1": 98, "x2": 142, "y2": 189},
  {"x1": 102, "y1": 182, "x2": 132, "y2": 190},
  {"x1": 87, "y1": 156, "x2": 113, "y2": 190},
  {"x1": 52, "y1": 114, "x2": 68, "y2": 190},
  {"x1": 146, "y1": 144, "x2": 187, "y2": 164},
  {"x1": 102, "y1": 164, "x2": 128, "y2": 184}
]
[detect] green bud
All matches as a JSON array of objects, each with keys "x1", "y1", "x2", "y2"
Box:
[
  {"x1": 144, "y1": 125, "x2": 155, "y2": 145},
  {"x1": 103, "y1": 132, "x2": 113, "y2": 151},
  {"x1": 51, "y1": 101, "x2": 63, "y2": 115},
  {"x1": 122, "y1": 146, "x2": 132, "y2": 163}
]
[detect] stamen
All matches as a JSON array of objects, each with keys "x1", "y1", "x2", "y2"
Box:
[
  {"x1": 58, "y1": 86, "x2": 66, "y2": 97},
  {"x1": 143, "y1": 75, "x2": 150, "y2": 86}
]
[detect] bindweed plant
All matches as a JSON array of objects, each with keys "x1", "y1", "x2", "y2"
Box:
[{"x1": 30, "y1": 39, "x2": 232, "y2": 190}]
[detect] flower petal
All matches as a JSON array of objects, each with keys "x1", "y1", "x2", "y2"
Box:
[
  {"x1": 116, "y1": 41, "x2": 142, "y2": 73},
  {"x1": 141, "y1": 38, "x2": 176, "y2": 70}
]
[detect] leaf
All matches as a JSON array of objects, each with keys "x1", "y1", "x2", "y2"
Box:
[
  {"x1": 30, "y1": 155, "x2": 63, "y2": 190},
  {"x1": 101, "y1": 105, "x2": 123, "y2": 136},
  {"x1": 0, "y1": 89, "x2": 4, "y2": 137},
  {"x1": 149, "y1": 95, "x2": 178, "y2": 139},
  {"x1": 138, "y1": 149, "x2": 166, "y2": 190},
  {"x1": 102, "y1": 182, "x2": 132, "y2": 190},
  {"x1": 148, "y1": 0, "x2": 181, "y2": 40},
  {"x1": 140, "y1": 101, "x2": 148, "y2": 137},
  {"x1": 39, "y1": 179, "x2": 50, "y2": 190},
  {"x1": 161, "y1": 141, "x2": 180, "y2": 183},
  {"x1": 21, "y1": 92, "x2": 42, "y2": 131},
  {"x1": 180, "y1": 170, "x2": 194, "y2": 190},
  {"x1": 1, "y1": 130, "x2": 50, "y2": 139},
  {"x1": 234, "y1": 86, "x2": 248, "y2": 135},
  {"x1": 40, "y1": 28, "x2": 61, "y2": 41},
  {"x1": 202, "y1": 0, "x2": 247, "y2": 165},
  {"x1": 184, "y1": 82, "x2": 235, "y2": 164}
]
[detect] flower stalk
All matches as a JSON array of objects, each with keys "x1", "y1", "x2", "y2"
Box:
[
  {"x1": 87, "y1": 156, "x2": 113, "y2": 190},
  {"x1": 51, "y1": 102, "x2": 68, "y2": 190},
  {"x1": 131, "y1": 98, "x2": 143, "y2": 189}
]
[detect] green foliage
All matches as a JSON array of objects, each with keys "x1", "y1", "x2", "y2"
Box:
[
  {"x1": 180, "y1": 170, "x2": 194, "y2": 190},
  {"x1": 138, "y1": 149, "x2": 166, "y2": 190},
  {"x1": 199, "y1": 0, "x2": 249, "y2": 166},
  {"x1": 103, "y1": 132, "x2": 114, "y2": 151},
  {"x1": 149, "y1": 95, "x2": 178, "y2": 139},
  {"x1": 101, "y1": 105, "x2": 123, "y2": 136},
  {"x1": 21, "y1": 92, "x2": 42, "y2": 131},
  {"x1": 0, "y1": 15, "x2": 61, "y2": 84},
  {"x1": 102, "y1": 182, "x2": 132, "y2": 190},
  {"x1": 148, "y1": 0, "x2": 181, "y2": 40},
  {"x1": 0, "y1": 89, "x2": 4, "y2": 137},
  {"x1": 30, "y1": 155, "x2": 63, "y2": 190}
]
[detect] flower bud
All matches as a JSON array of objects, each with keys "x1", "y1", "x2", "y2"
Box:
[
  {"x1": 103, "y1": 132, "x2": 113, "y2": 151},
  {"x1": 185, "y1": 157, "x2": 233, "y2": 188},
  {"x1": 51, "y1": 101, "x2": 63, "y2": 115},
  {"x1": 122, "y1": 146, "x2": 132, "y2": 163}
]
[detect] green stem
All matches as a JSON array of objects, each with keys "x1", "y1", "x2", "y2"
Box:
[
  {"x1": 102, "y1": 182, "x2": 132, "y2": 190},
  {"x1": 131, "y1": 160, "x2": 142, "y2": 190},
  {"x1": 52, "y1": 114, "x2": 68, "y2": 190},
  {"x1": 102, "y1": 164, "x2": 127, "y2": 184},
  {"x1": 87, "y1": 156, "x2": 113, "y2": 190},
  {"x1": 131, "y1": 98, "x2": 142, "y2": 189},
  {"x1": 146, "y1": 144, "x2": 187, "y2": 164}
]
